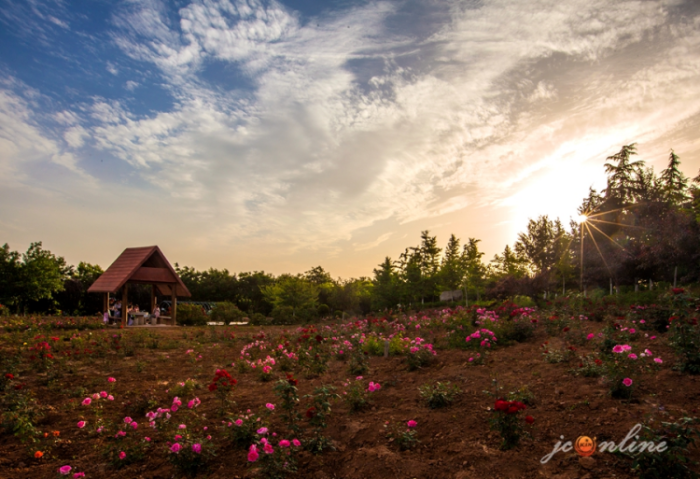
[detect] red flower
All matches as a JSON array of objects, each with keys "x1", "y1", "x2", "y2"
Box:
[
  {"x1": 494, "y1": 400, "x2": 508, "y2": 412},
  {"x1": 594, "y1": 359, "x2": 602, "y2": 365},
  {"x1": 315, "y1": 335, "x2": 323, "y2": 343},
  {"x1": 562, "y1": 327, "x2": 570, "y2": 332},
  {"x1": 525, "y1": 415, "x2": 535, "y2": 425},
  {"x1": 208, "y1": 383, "x2": 218, "y2": 392},
  {"x1": 672, "y1": 288, "x2": 685, "y2": 295},
  {"x1": 4, "y1": 373, "x2": 14, "y2": 380},
  {"x1": 306, "y1": 407, "x2": 316, "y2": 419},
  {"x1": 286, "y1": 374, "x2": 298, "y2": 386}
]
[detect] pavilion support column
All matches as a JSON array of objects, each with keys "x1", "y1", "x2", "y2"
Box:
[
  {"x1": 103, "y1": 293, "x2": 109, "y2": 315},
  {"x1": 151, "y1": 285, "x2": 156, "y2": 323},
  {"x1": 122, "y1": 284, "x2": 129, "y2": 328},
  {"x1": 171, "y1": 286, "x2": 177, "y2": 326}
]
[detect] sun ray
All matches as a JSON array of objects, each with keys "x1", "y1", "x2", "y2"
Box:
[
  {"x1": 587, "y1": 218, "x2": 647, "y2": 230},
  {"x1": 584, "y1": 222, "x2": 613, "y2": 277},
  {"x1": 585, "y1": 221, "x2": 628, "y2": 253}
]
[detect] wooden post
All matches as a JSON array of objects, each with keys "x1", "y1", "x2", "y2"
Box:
[
  {"x1": 103, "y1": 293, "x2": 109, "y2": 315},
  {"x1": 151, "y1": 285, "x2": 156, "y2": 324},
  {"x1": 171, "y1": 285, "x2": 177, "y2": 326},
  {"x1": 649, "y1": 279, "x2": 653, "y2": 291},
  {"x1": 384, "y1": 339, "x2": 389, "y2": 358},
  {"x1": 122, "y1": 284, "x2": 128, "y2": 328},
  {"x1": 674, "y1": 266, "x2": 678, "y2": 288},
  {"x1": 610, "y1": 278, "x2": 613, "y2": 296}
]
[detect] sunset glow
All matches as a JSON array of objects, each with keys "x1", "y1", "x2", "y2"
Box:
[{"x1": 2, "y1": 0, "x2": 700, "y2": 276}]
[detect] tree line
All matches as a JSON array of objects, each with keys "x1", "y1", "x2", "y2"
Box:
[{"x1": 2, "y1": 143, "x2": 699, "y2": 319}]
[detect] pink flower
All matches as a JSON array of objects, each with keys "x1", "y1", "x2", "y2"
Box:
[
  {"x1": 170, "y1": 443, "x2": 182, "y2": 453},
  {"x1": 407, "y1": 420, "x2": 417, "y2": 428},
  {"x1": 650, "y1": 336, "x2": 657, "y2": 340},
  {"x1": 248, "y1": 445, "x2": 259, "y2": 462},
  {"x1": 108, "y1": 377, "x2": 116, "y2": 383},
  {"x1": 118, "y1": 451, "x2": 126, "y2": 460},
  {"x1": 115, "y1": 431, "x2": 126, "y2": 438},
  {"x1": 279, "y1": 439, "x2": 290, "y2": 448},
  {"x1": 144, "y1": 437, "x2": 151, "y2": 442},
  {"x1": 263, "y1": 442, "x2": 274, "y2": 454},
  {"x1": 628, "y1": 353, "x2": 638, "y2": 360},
  {"x1": 96, "y1": 426, "x2": 104, "y2": 433},
  {"x1": 266, "y1": 403, "x2": 275, "y2": 410},
  {"x1": 622, "y1": 344, "x2": 632, "y2": 352},
  {"x1": 192, "y1": 443, "x2": 202, "y2": 454},
  {"x1": 92, "y1": 393, "x2": 100, "y2": 400},
  {"x1": 612, "y1": 345, "x2": 624, "y2": 353},
  {"x1": 131, "y1": 422, "x2": 138, "y2": 430},
  {"x1": 174, "y1": 435, "x2": 182, "y2": 441},
  {"x1": 654, "y1": 357, "x2": 663, "y2": 364},
  {"x1": 178, "y1": 424, "x2": 186, "y2": 430},
  {"x1": 107, "y1": 395, "x2": 114, "y2": 401},
  {"x1": 586, "y1": 333, "x2": 594, "y2": 340},
  {"x1": 100, "y1": 391, "x2": 107, "y2": 398},
  {"x1": 622, "y1": 378, "x2": 633, "y2": 387},
  {"x1": 171, "y1": 405, "x2": 179, "y2": 412},
  {"x1": 73, "y1": 473, "x2": 85, "y2": 478},
  {"x1": 59, "y1": 465, "x2": 72, "y2": 475},
  {"x1": 629, "y1": 328, "x2": 636, "y2": 334},
  {"x1": 257, "y1": 427, "x2": 268, "y2": 435},
  {"x1": 292, "y1": 438, "x2": 301, "y2": 447},
  {"x1": 235, "y1": 419, "x2": 243, "y2": 426},
  {"x1": 77, "y1": 421, "x2": 86, "y2": 429},
  {"x1": 123, "y1": 417, "x2": 133, "y2": 424},
  {"x1": 82, "y1": 398, "x2": 91, "y2": 406}
]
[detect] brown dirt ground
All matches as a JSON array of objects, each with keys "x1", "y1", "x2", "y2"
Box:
[{"x1": 1, "y1": 323, "x2": 699, "y2": 479}]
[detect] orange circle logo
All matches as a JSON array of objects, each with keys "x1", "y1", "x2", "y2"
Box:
[{"x1": 574, "y1": 436, "x2": 596, "y2": 457}]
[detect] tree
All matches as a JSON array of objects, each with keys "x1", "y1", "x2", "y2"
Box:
[
  {"x1": 604, "y1": 143, "x2": 644, "y2": 203},
  {"x1": 372, "y1": 257, "x2": 402, "y2": 309},
  {"x1": 439, "y1": 234, "x2": 465, "y2": 291},
  {"x1": 489, "y1": 245, "x2": 527, "y2": 279},
  {"x1": 514, "y1": 216, "x2": 566, "y2": 276},
  {"x1": 462, "y1": 238, "x2": 486, "y2": 299},
  {"x1": 0, "y1": 243, "x2": 22, "y2": 310},
  {"x1": 263, "y1": 275, "x2": 318, "y2": 319},
  {"x1": 659, "y1": 150, "x2": 689, "y2": 205},
  {"x1": 18, "y1": 242, "x2": 68, "y2": 313}
]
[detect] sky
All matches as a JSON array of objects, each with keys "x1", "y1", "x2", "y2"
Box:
[{"x1": 2, "y1": 0, "x2": 700, "y2": 278}]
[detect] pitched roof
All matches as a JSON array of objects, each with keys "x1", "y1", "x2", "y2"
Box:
[{"x1": 87, "y1": 246, "x2": 191, "y2": 297}]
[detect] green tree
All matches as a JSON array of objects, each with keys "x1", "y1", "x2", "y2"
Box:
[
  {"x1": 462, "y1": 238, "x2": 486, "y2": 300},
  {"x1": 489, "y1": 245, "x2": 527, "y2": 279},
  {"x1": 372, "y1": 257, "x2": 402, "y2": 309},
  {"x1": 18, "y1": 242, "x2": 68, "y2": 313},
  {"x1": 263, "y1": 275, "x2": 318, "y2": 319},
  {"x1": 0, "y1": 243, "x2": 22, "y2": 310},
  {"x1": 604, "y1": 143, "x2": 644, "y2": 203},
  {"x1": 659, "y1": 150, "x2": 689, "y2": 205},
  {"x1": 439, "y1": 234, "x2": 465, "y2": 291}
]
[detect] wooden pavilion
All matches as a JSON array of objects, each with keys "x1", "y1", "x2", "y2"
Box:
[{"x1": 87, "y1": 246, "x2": 191, "y2": 326}]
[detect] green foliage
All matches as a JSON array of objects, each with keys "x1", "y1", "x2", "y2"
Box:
[
  {"x1": 419, "y1": 381, "x2": 461, "y2": 409},
  {"x1": 342, "y1": 380, "x2": 372, "y2": 412},
  {"x1": 176, "y1": 304, "x2": 208, "y2": 326},
  {"x1": 303, "y1": 385, "x2": 340, "y2": 454},
  {"x1": 264, "y1": 275, "x2": 319, "y2": 322},
  {"x1": 386, "y1": 421, "x2": 419, "y2": 451},
  {"x1": 274, "y1": 375, "x2": 302, "y2": 435},
  {"x1": 210, "y1": 302, "x2": 246, "y2": 324},
  {"x1": 626, "y1": 418, "x2": 700, "y2": 479}
]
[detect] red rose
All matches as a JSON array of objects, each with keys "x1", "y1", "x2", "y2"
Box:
[
  {"x1": 525, "y1": 415, "x2": 535, "y2": 424},
  {"x1": 5, "y1": 373, "x2": 14, "y2": 380},
  {"x1": 306, "y1": 407, "x2": 316, "y2": 419}
]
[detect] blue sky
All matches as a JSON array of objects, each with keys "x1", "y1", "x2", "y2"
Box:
[{"x1": 2, "y1": 0, "x2": 700, "y2": 277}]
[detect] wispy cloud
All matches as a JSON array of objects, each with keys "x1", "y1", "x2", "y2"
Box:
[{"x1": 1, "y1": 0, "x2": 700, "y2": 274}]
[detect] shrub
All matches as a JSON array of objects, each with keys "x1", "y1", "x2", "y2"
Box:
[
  {"x1": 210, "y1": 302, "x2": 246, "y2": 324},
  {"x1": 419, "y1": 381, "x2": 461, "y2": 409},
  {"x1": 386, "y1": 420, "x2": 419, "y2": 451},
  {"x1": 627, "y1": 418, "x2": 700, "y2": 479},
  {"x1": 248, "y1": 313, "x2": 270, "y2": 326},
  {"x1": 176, "y1": 304, "x2": 208, "y2": 326},
  {"x1": 489, "y1": 399, "x2": 528, "y2": 450}
]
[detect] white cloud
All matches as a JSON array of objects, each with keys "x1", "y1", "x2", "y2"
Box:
[{"x1": 6, "y1": 0, "x2": 700, "y2": 275}]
